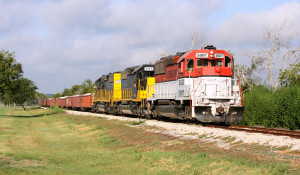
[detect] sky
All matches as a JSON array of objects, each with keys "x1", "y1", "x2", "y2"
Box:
[{"x1": 0, "y1": 0, "x2": 299, "y2": 94}]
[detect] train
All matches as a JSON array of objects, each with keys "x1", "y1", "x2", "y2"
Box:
[{"x1": 40, "y1": 45, "x2": 244, "y2": 123}]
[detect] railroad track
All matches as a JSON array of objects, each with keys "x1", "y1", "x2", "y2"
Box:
[
  {"x1": 64, "y1": 109, "x2": 300, "y2": 139},
  {"x1": 204, "y1": 124, "x2": 300, "y2": 139}
]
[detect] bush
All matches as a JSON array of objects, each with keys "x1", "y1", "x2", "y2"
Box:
[
  {"x1": 242, "y1": 85, "x2": 300, "y2": 130},
  {"x1": 50, "y1": 105, "x2": 65, "y2": 113}
]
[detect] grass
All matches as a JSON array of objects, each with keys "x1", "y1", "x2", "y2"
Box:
[{"x1": 0, "y1": 107, "x2": 299, "y2": 174}]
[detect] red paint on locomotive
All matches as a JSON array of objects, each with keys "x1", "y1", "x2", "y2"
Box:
[{"x1": 155, "y1": 49, "x2": 233, "y2": 83}]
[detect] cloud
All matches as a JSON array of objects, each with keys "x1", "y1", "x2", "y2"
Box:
[
  {"x1": 212, "y1": 2, "x2": 300, "y2": 49},
  {"x1": 0, "y1": 0, "x2": 225, "y2": 93},
  {"x1": 0, "y1": 0, "x2": 298, "y2": 93},
  {"x1": 210, "y1": 1, "x2": 300, "y2": 82}
]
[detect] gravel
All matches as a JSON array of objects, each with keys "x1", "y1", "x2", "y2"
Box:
[{"x1": 66, "y1": 110, "x2": 300, "y2": 151}]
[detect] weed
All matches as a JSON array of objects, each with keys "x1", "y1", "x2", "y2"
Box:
[
  {"x1": 134, "y1": 149, "x2": 143, "y2": 161},
  {"x1": 131, "y1": 119, "x2": 146, "y2": 125},
  {"x1": 198, "y1": 134, "x2": 207, "y2": 138},
  {"x1": 221, "y1": 136, "x2": 236, "y2": 142},
  {"x1": 91, "y1": 126, "x2": 104, "y2": 131},
  {"x1": 275, "y1": 146, "x2": 290, "y2": 151},
  {"x1": 50, "y1": 105, "x2": 65, "y2": 113},
  {"x1": 184, "y1": 132, "x2": 198, "y2": 136}
]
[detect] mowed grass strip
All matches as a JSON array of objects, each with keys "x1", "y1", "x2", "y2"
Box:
[{"x1": 0, "y1": 107, "x2": 294, "y2": 175}]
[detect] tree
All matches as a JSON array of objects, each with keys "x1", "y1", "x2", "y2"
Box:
[
  {"x1": 0, "y1": 50, "x2": 23, "y2": 100},
  {"x1": 54, "y1": 79, "x2": 94, "y2": 98},
  {"x1": 52, "y1": 93, "x2": 62, "y2": 98},
  {"x1": 9, "y1": 77, "x2": 38, "y2": 110},
  {"x1": 36, "y1": 92, "x2": 50, "y2": 100},
  {"x1": 81, "y1": 79, "x2": 94, "y2": 94},
  {"x1": 188, "y1": 32, "x2": 208, "y2": 50},
  {"x1": 0, "y1": 50, "x2": 39, "y2": 109},
  {"x1": 235, "y1": 59, "x2": 263, "y2": 91},
  {"x1": 251, "y1": 20, "x2": 300, "y2": 90},
  {"x1": 61, "y1": 88, "x2": 72, "y2": 96},
  {"x1": 279, "y1": 63, "x2": 300, "y2": 87},
  {"x1": 70, "y1": 85, "x2": 81, "y2": 95}
]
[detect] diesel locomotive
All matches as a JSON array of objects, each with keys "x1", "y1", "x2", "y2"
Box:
[{"x1": 91, "y1": 45, "x2": 244, "y2": 123}]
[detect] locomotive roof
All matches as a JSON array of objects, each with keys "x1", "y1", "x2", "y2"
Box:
[
  {"x1": 95, "y1": 64, "x2": 154, "y2": 83},
  {"x1": 155, "y1": 52, "x2": 186, "y2": 65},
  {"x1": 131, "y1": 64, "x2": 153, "y2": 74},
  {"x1": 176, "y1": 50, "x2": 192, "y2": 63},
  {"x1": 176, "y1": 49, "x2": 232, "y2": 63}
]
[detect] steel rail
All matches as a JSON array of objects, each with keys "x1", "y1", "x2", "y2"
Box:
[{"x1": 204, "y1": 124, "x2": 300, "y2": 139}]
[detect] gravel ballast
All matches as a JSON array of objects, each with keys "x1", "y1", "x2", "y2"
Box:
[{"x1": 66, "y1": 110, "x2": 300, "y2": 150}]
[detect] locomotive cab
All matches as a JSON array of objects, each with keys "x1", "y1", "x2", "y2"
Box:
[{"x1": 178, "y1": 46, "x2": 233, "y2": 78}]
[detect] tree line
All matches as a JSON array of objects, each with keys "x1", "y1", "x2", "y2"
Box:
[
  {"x1": 235, "y1": 21, "x2": 300, "y2": 130},
  {"x1": 51, "y1": 79, "x2": 94, "y2": 98}
]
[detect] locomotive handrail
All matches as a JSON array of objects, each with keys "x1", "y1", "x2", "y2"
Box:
[
  {"x1": 238, "y1": 76, "x2": 245, "y2": 106},
  {"x1": 191, "y1": 79, "x2": 202, "y2": 107},
  {"x1": 122, "y1": 88, "x2": 132, "y2": 100}
]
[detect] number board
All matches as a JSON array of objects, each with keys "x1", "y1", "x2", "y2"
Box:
[
  {"x1": 196, "y1": 53, "x2": 208, "y2": 58},
  {"x1": 214, "y1": 53, "x2": 224, "y2": 58},
  {"x1": 144, "y1": 67, "x2": 154, "y2": 71}
]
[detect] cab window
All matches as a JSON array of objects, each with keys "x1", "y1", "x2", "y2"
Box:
[
  {"x1": 217, "y1": 61, "x2": 223, "y2": 66},
  {"x1": 197, "y1": 59, "x2": 208, "y2": 67},
  {"x1": 187, "y1": 59, "x2": 194, "y2": 71},
  {"x1": 225, "y1": 56, "x2": 231, "y2": 67},
  {"x1": 211, "y1": 60, "x2": 223, "y2": 67}
]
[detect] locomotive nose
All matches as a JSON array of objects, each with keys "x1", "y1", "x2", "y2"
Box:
[{"x1": 215, "y1": 66, "x2": 221, "y2": 73}]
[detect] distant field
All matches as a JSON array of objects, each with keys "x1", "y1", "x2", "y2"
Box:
[{"x1": 0, "y1": 107, "x2": 298, "y2": 175}]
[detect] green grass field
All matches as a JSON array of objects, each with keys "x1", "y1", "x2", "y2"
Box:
[{"x1": 0, "y1": 107, "x2": 298, "y2": 174}]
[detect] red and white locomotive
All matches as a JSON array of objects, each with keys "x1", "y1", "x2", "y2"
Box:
[{"x1": 147, "y1": 45, "x2": 244, "y2": 122}]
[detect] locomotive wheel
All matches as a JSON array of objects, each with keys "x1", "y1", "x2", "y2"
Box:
[
  {"x1": 185, "y1": 118, "x2": 194, "y2": 124},
  {"x1": 144, "y1": 113, "x2": 151, "y2": 119},
  {"x1": 137, "y1": 105, "x2": 142, "y2": 117},
  {"x1": 152, "y1": 108, "x2": 158, "y2": 118}
]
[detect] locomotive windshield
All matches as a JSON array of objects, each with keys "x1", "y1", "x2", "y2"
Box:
[
  {"x1": 197, "y1": 59, "x2": 208, "y2": 67},
  {"x1": 144, "y1": 71, "x2": 154, "y2": 78},
  {"x1": 211, "y1": 60, "x2": 223, "y2": 67}
]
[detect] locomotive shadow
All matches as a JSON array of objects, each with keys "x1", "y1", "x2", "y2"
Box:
[
  {"x1": 122, "y1": 113, "x2": 197, "y2": 124},
  {"x1": 121, "y1": 112, "x2": 232, "y2": 126}
]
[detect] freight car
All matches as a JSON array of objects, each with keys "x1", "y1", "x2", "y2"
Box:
[{"x1": 45, "y1": 94, "x2": 93, "y2": 111}]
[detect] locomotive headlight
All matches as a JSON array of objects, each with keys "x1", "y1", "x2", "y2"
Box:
[
  {"x1": 197, "y1": 98, "x2": 201, "y2": 104},
  {"x1": 230, "y1": 99, "x2": 235, "y2": 104}
]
